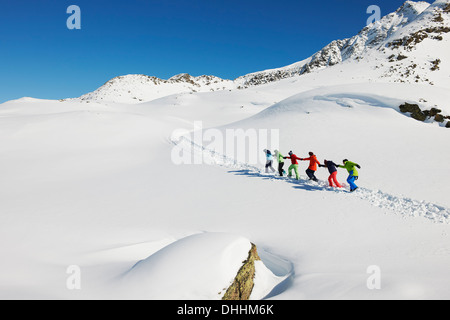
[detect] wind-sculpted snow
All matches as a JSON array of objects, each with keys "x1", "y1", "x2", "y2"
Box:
[
  {"x1": 119, "y1": 232, "x2": 293, "y2": 300},
  {"x1": 174, "y1": 135, "x2": 450, "y2": 224}
]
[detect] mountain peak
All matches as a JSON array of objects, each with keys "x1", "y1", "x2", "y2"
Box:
[
  {"x1": 396, "y1": 1, "x2": 431, "y2": 17},
  {"x1": 168, "y1": 73, "x2": 193, "y2": 82}
]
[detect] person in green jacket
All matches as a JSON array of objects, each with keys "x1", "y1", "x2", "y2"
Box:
[
  {"x1": 273, "y1": 150, "x2": 286, "y2": 176},
  {"x1": 338, "y1": 159, "x2": 361, "y2": 192}
]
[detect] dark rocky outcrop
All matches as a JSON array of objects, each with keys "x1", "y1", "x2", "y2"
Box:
[
  {"x1": 434, "y1": 114, "x2": 445, "y2": 122},
  {"x1": 222, "y1": 243, "x2": 260, "y2": 300},
  {"x1": 399, "y1": 102, "x2": 427, "y2": 121},
  {"x1": 387, "y1": 27, "x2": 450, "y2": 51},
  {"x1": 399, "y1": 103, "x2": 449, "y2": 127}
]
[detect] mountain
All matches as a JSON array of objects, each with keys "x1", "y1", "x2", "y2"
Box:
[
  {"x1": 74, "y1": 73, "x2": 235, "y2": 104},
  {"x1": 72, "y1": 0, "x2": 450, "y2": 105},
  {"x1": 237, "y1": 0, "x2": 450, "y2": 87}
]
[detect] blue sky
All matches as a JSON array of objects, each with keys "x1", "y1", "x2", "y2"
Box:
[{"x1": 0, "y1": 0, "x2": 417, "y2": 102}]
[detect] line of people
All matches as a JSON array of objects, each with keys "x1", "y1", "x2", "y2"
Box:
[{"x1": 263, "y1": 149, "x2": 361, "y2": 192}]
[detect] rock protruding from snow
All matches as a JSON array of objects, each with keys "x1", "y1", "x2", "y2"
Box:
[
  {"x1": 222, "y1": 243, "x2": 260, "y2": 300},
  {"x1": 233, "y1": 59, "x2": 310, "y2": 88},
  {"x1": 119, "y1": 232, "x2": 292, "y2": 300},
  {"x1": 300, "y1": 40, "x2": 347, "y2": 74}
]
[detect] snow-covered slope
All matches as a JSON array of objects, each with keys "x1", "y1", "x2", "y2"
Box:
[
  {"x1": 180, "y1": 82, "x2": 450, "y2": 212},
  {"x1": 1, "y1": 0, "x2": 450, "y2": 301},
  {"x1": 1, "y1": 77, "x2": 450, "y2": 299}
]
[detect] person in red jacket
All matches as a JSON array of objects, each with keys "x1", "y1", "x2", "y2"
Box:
[
  {"x1": 300, "y1": 152, "x2": 321, "y2": 182},
  {"x1": 284, "y1": 151, "x2": 302, "y2": 180}
]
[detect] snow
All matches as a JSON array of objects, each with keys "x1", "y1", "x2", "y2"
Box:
[
  {"x1": 251, "y1": 248, "x2": 294, "y2": 300},
  {"x1": 2, "y1": 76, "x2": 450, "y2": 299},
  {"x1": 119, "y1": 232, "x2": 251, "y2": 300},
  {"x1": 1, "y1": 0, "x2": 450, "y2": 300}
]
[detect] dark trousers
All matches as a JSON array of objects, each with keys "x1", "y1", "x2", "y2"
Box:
[
  {"x1": 265, "y1": 160, "x2": 275, "y2": 173},
  {"x1": 278, "y1": 162, "x2": 285, "y2": 176},
  {"x1": 306, "y1": 169, "x2": 318, "y2": 181}
]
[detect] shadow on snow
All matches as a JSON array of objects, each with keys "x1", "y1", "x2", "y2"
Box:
[{"x1": 227, "y1": 169, "x2": 334, "y2": 193}]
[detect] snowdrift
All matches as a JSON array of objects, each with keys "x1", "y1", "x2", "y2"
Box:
[{"x1": 119, "y1": 232, "x2": 292, "y2": 300}]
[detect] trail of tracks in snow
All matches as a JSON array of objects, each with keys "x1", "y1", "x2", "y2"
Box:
[{"x1": 173, "y1": 135, "x2": 450, "y2": 224}]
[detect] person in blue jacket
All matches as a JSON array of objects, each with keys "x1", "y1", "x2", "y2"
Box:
[{"x1": 263, "y1": 149, "x2": 276, "y2": 173}]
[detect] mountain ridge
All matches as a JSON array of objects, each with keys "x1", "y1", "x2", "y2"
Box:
[{"x1": 72, "y1": 0, "x2": 450, "y2": 104}]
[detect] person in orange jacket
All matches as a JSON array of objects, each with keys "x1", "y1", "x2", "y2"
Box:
[{"x1": 300, "y1": 152, "x2": 321, "y2": 182}]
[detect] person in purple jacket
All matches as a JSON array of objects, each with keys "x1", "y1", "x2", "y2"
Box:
[{"x1": 319, "y1": 160, "x2": 343, "y2": 188}]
